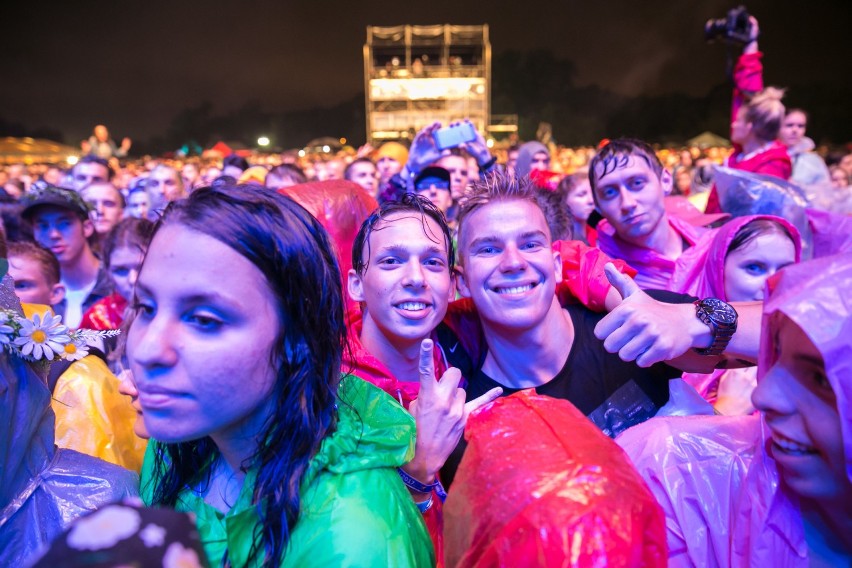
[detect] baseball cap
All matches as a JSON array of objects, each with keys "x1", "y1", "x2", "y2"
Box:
[
  {"x1": 21, "y1": 181, "x2": 92, "y2": 221},
  {"x1": 414, "y1": 167, "x2": 451, "y2": 191}
]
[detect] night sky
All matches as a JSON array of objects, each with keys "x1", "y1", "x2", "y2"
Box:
[{"x1": 3, "y1": 0, "x2": 849, "y2": 145}]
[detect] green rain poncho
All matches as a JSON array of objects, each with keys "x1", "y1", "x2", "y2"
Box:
[{"x1": 140, "y1": 375, "x2": 434, "y2": 567}]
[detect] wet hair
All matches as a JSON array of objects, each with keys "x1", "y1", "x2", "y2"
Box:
[
  {"x1": 746, "y1": 87, "x2": 786, "y2": 142},
  {"x1": 7, "y1": 241, "x2": 60, "y2": 285},
  {"x1": 352, "y1": 192, "x2": 454, "y2": 274},
  {"x1": 343, "y1": 158, "x2": 375, "y2": 181},
  {"x1": 727, "y1": 218, "x2": 795, "y2": 256},
  {"x1": 266, "y1": 164, "x2": 307, "y2": 187},
  {"x1": 74, "y1": 154, "x2": 115, "y2": 180},
  {"x1": 142, "y1": 184, "x2": 346, "y2": 567},
  {"x1": 456, "y1": 172, "x2": 548, "y2": 257},
  {"x1": 103, "y1": 217, "x2": 154, "y2": 270},
  {"x1": 588, "y1": 138, "x2": 664, "y2": 206}
]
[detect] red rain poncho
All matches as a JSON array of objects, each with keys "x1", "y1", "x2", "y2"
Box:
[
  {"x1": 279, "y1": 180, "x2": 378, "y2": 311},
  {"x1": 445, "y1": 390, "x2": 667, "y2": 567}
]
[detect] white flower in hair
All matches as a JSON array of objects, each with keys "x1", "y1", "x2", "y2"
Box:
[
  {"x1": 0, "y1": 308, "x2": 120, "y2": 363},
  {"x1": 60, "y1": 338, "x2": 90, "y2": 361},
  {"x1": 0, "y1": 313, "x2": 13, "y2": 346},
  {"x1": 13, "y1": 312, "x2": 69, "y2": 360}
]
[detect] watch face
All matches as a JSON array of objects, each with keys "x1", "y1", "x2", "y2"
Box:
[{"x1": 703, "y1": 298, "x2": 738, "y2": 324}]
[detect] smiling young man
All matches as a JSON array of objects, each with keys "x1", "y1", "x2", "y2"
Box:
[
  {"x1": 439, "y1": 174, "x2": 766, "y2": 487},
  {"x1": 592, "y1": 138, "x2": 719, "y2": 290}
]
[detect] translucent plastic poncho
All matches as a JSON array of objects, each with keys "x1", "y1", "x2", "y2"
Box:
[
  {"x1": 444, "y1": 390, "x2": 667, "y2": 567},
  {"x1": 279, "y1": 180, "x2": 378, "y2": 311},
  {"x1": 617, "y1": 252, "x2": 852, "y2": 566},
  {"x1": 0, "y1": 275, "x2": 138, "y2": 567},
  {"x1": 712, "y1": 166, "x2": 814, "y2": 258}
]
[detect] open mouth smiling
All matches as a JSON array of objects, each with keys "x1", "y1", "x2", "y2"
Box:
[{"x1": 492, "y1": 282, "x2": 539, "y2": 295}]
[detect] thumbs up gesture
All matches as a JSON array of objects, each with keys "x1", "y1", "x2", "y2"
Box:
[{"x1": 594, "y1": 263, "x2": 698, "y2": 367}]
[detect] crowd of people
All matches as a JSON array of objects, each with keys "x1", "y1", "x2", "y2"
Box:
[{"x1": 1, "y1": 15, "x2": 850, "y2": 568}]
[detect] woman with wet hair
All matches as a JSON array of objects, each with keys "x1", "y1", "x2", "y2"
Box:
[{"x1": 131, "y1": 184, "x2": 432, "y2": 567}]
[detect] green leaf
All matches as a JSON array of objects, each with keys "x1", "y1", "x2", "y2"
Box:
[{"x1": 0, "y1": 258, "x2": 7, "y2": 281}]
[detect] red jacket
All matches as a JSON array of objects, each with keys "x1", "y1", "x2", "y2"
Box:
[{"x1": 705, "y1": 51, "x2": 792, "y2": 213}]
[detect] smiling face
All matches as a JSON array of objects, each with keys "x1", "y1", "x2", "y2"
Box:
[
  {"x1": 779, "y1": 110, "x2": 807, "y2": 148},
  {"x1": 752, "y1": 316, "x2": 850, "y2": 504},
  {"x1": 593, "y1": 155, "x2": 670, "y2": 244},
  {"x1": 457, "y1": 199, "x2": 561, "y2": 332},
  {"x1": 348, "y1": 212, "x2": 454, "y2": 347},
  {"x1": 128, "y1": 223, "x2": 280, "y2": 445},
  {"x1": 724, "y1": 231, "x2": 797, "y2": 301}
]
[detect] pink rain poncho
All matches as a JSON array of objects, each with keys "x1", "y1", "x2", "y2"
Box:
[
  {"x1": 597, "y1": 212, "x2": 711, "y2": 290},
  {"x1": 444, "y1": 390, "x2": 667, "y2": 568},
  {"x1": 669, "y1": 214, "x2": 801, "y2": 299},
  {"x1": 671, "y1": 215, "x2": 801, "y2": 406},
  {"x1": 617, "y1": 252, "x2": 852, "y2": 566}
]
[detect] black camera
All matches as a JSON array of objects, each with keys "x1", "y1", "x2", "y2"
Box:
[{"x1": 704, "y1": 5, "x2": 754, "y2": 45}]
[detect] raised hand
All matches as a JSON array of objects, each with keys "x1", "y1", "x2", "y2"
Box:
[
  {"x1": 405, "y1": 123, "x2": 443, "y2": 175},
  {"x1": 457, "y1": 120, "x2": 492, "y2": 166},
  {"x1": 594, "y1": 263, "x2": 704, "y2": 367},
  {"x1": 404, "y1": 338, "x2": 502, "y2": 485}
]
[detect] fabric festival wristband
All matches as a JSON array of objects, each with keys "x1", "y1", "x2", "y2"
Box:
[{"x1": 397, "y1": 468, "x2": 448, "y2": 503}]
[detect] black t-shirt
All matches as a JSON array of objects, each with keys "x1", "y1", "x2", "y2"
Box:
[{"x1": 442, "y1": 299, "x2": 684, "y2": 488}]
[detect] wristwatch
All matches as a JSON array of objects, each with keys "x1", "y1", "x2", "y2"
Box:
[{"x1": 694, "y1": 298, "x2": 738, "y2": 356}]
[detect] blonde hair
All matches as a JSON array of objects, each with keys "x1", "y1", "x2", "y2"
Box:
[{"x1": 746, "y1": 86, "x2": 786, "y2": 142}]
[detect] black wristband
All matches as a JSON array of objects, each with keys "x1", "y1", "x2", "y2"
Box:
[{"x1": 478, "y1": 156, "x2": 497, "y2": 173}]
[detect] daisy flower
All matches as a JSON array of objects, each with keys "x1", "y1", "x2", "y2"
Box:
[
  {"x1": 60, "y1": 338, "x2": 90, "y2": 361},
  {"x1": 13, "y1": 312, "x2": 70, "y2": 361},
  {"x1": 0, "y1": 312, "x2": 13, "y2": 346}
]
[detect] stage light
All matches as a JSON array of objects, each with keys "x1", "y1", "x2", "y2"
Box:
[{"x1": 258, "y1": 136, "x2": 270, "y2": 147}]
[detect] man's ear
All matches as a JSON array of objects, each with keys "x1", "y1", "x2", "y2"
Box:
[
  {"x1": 448, "y1": 270, "x2": 458, "y2": 302},
  {"x1": 454, "y1": 265, "x2": 472, "y2": 298},
  {"x1": 347, "y1": 268, "x2": 365, "y2": 303},
  {"x1": 552, "y1": 249, "x2": 563, "y2": 285},
  {"x1": 82, "y1": 218, "x2": 95, "y2": 238},
  {"x1": 50, "y1": 282, "x2": 66, "y2": 306},
  {"x1": 660, "y1": 168, "x2": 674, "y2": 196}
]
